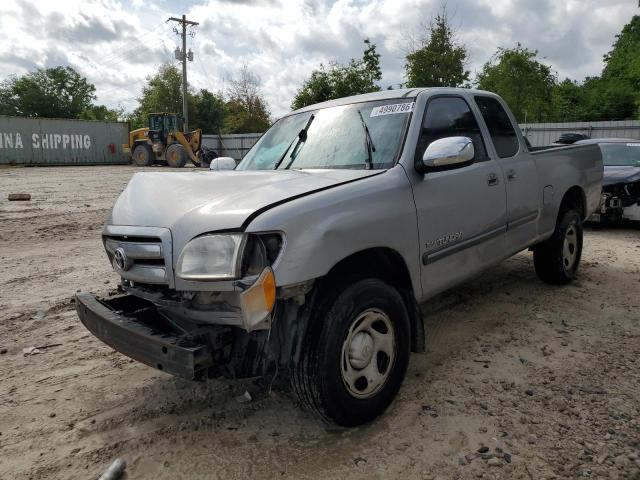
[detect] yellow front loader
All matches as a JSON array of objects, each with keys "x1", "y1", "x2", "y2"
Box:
[{"x1": 123, "y1": 113, "x2": 202, "y2": 168}]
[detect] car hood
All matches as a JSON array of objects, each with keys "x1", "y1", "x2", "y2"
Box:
[
  {"x1": 108, "y1": 169, "x2": 382, "y2": 243},
  {"x1": 603, "y1": 166, "x2": 640, "y2": 186}
]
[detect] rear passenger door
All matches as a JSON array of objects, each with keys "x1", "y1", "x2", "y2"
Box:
[
  {"x1": 411, "y1": 95, "x2": 507, "y2": 299},
  {"x1": 474, "y1": 96, "x2": 540, "y2": 253}
]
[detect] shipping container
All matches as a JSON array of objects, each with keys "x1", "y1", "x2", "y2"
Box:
[{"x1": 0, "y1": 115, "x2": 129, "y2": 165}]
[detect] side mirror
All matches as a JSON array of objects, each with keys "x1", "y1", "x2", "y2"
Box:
[
  {"x1": 209, "y1": 157, "x2": 237, "y2": 171},
  {"x1": 421, "y1": 136, "x2": 474, "y2": 172}
]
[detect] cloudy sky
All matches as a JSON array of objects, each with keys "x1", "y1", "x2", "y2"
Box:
[{"x1": 0, "y1": 0, "x2": 638, "y2": 118}]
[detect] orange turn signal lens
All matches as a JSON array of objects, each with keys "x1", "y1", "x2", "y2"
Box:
[{"x1": 239, "y1": 267, "x2": 276, "y2": 332}]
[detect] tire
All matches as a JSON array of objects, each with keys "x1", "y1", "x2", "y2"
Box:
[
  {"x1": 292, "y1": 278, "x2": 411, "y2": 426},
  {"x1": 533, "y1": 209, "x2": 583, "y2": 284},
  {"x1": 132, "y1": 144, "x2": 154, "y2": 166},
  {"x1": 166, "y1": 143, "x2": 188, "y2": 168}
]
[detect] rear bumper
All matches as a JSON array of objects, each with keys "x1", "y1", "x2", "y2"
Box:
[{"x1": 75, "y1": 293, "x2": 214, "y2": 380}]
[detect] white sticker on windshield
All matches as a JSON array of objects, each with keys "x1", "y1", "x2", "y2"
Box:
[
  {"x1": 370, "y1": 102, "x2": 414, "y2": 117},
  {"x1": 627, "y1": 143, "x2": 640, "y2": 147}
]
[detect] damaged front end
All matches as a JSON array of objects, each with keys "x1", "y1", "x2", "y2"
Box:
[
  {"x1": 588, "y1": 141, "x2": 640, "y2": 223},
  {"x1": 592, "y1": 181, "x2": 640, "y2": 222},
  {"x1": 76, "y1": 293, "x2": 231, "y2": 380},
  {"x1": 76, "y1": 225, "x2": 315, "y2": 380}
]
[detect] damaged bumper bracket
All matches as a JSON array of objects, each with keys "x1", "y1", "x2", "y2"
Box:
[{"x1": 75, "y1": 293, "x2": 214, "y2": 380}]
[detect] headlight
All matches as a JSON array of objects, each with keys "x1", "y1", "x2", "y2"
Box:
[{"x1": 176, "y1": 234, "x2": 245, "y2": 280}]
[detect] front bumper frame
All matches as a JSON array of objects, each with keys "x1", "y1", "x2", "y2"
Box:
[{"x1": 75, "y1": 293, "x2": 214, "y2": 380}]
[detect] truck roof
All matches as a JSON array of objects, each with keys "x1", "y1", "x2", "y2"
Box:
[{"x1": 290, "y1": 87, "x2": 499, "y2": 115}]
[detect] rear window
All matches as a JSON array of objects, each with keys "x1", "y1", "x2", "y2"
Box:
[{"x1": 474, "y1": 96, "x2": 519, "y2": 158}]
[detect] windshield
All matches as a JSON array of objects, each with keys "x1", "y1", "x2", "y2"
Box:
[
  {"x1": 601, "y1": 143, "x2": 640, "y2": 167},
  {"x1": 237, "y1": 99, "x2": 414, "y2": 170}
]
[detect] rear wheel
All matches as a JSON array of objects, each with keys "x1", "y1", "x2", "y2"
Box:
[
  {"x1": 533, "y1": 209, "x2": 583, "y2": 284},
  {"x1": 166, "y1": 143, "x2": 187, "y2": 168},
  {"x1": 292, "y1": 278, "x2": 410, "y2": 426},
  {"x1": 132, "y1": 144, "x2": 154, "y2": 166}
]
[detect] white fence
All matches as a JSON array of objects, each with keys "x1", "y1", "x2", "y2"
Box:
[
  {"x1": 202, "y1": 133, "x2": 262, "y2": 160},
  {"x1": 520, "y1": 120, "x2": 640, "y2": 147}
]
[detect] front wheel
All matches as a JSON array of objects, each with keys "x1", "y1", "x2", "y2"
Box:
[
  {"x1": 132, "y1": 144, "x2": 154, "y2": 166},
  {"x1": 166, "y1": 143, "x2": 187, "y2": 168},
  {"x1": 533, "y1": 209, "x2": 583, "y2": 284},
  {"x1": 292, "y1": 278, "x2": 411, "y2": 426}
]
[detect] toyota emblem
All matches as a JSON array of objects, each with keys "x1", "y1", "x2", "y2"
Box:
[{"x1": 114, "y1": 247, "x2": 130, "y2": 271}]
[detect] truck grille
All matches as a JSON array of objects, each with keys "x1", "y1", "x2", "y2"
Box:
[{"x1": 103, "y1": 226, "x2": 174, "y2": 286}]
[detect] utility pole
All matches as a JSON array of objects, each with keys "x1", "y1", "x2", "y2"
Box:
[{"x1": 168, "y1": 14, "x2": 198, "y2": 132}]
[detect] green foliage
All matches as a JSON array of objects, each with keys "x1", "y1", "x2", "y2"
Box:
[
  {"x1": 224, "y1": 65, "x2": 271, "y2": 133},
  {"x1": 602, "y1": 15, "x2": 640, "y2": 90},
  {"x1": 575, "y1": 76, "x2": 636, "y2": 121},
  {"x1": 404, "y1": 10, "x2": 469, "y2": 88},
  {"x1": 581, "y1": 15, "x2": 640, "y2": 120},
  {"x1": 0, "y1": 66, "x2": 96, "y2": 118},
  {"x1": 477, "y1": 44, "x2": 556, "y2": 122},
  {"x1": 130, "y1": 64, "x2": 193, "y2": 128},
  {"x1": 291, "y1": 39, "x2": 382, "y2": 110},
  {"x1": 130, "y1": 63, "x2": 265, "y2": 133},
  {"x1": 479, "y1": 16, "x2": 640, "y2": 122},
  {"x1": 225, "y1": 98, "x2": 270, "y2": 133},
  {"x1": 80, "y1": 104, "x2": 124, "y2": 122},
  {"x1": 550, "y1": 79, "x2": 585, "y2": 122},
  {"x1": 191, "y1": 89, "x2": 227, "y2": 133}
]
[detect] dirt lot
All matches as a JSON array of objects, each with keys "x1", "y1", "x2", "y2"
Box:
[{"x1": 1, "y1": 165, "x2": 639, "y2": 480}]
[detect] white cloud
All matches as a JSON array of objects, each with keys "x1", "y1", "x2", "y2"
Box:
[{"x1": 0, "y1": 0, "x2": 637, "y2": 120}]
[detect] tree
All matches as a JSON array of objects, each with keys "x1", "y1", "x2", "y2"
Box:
[
  {"x1": 0, "y1": 66, "x2": 96, "y2": 118},
  {"x1": 291, "y1": 39, "x2": 382, "y2": 110},
  {"x1": 191, "y1": 89, "x2": 227, "y2": 133},
  {"x1": 476, "y1": 44, "x2": 556, "y2": 123},
  {"x1": 404, "y1": 8, "x2": 469, "y2": 88},
  {"x1": 130, "y1": 64, "x2": 227, "y2": 132},
  {"x1": 80, "y1": 105, "x2": 124, "y2": 122},
  {"x1": 584, "y1": 15, "x2": 640, "y2": 120},
  {"x1": 130, "y1": 64, "x2": 194, "y2": 128},
  {"x1": 550, "y1": 79, "x2": 585, "y2": 122},
  {"x1": 224, "y1": 65, "x2": 271, "y2": 133}
]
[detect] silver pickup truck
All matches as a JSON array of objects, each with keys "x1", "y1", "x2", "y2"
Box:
[{"x1": 76, "y1": 88, "x2": 602, "y2": 426}]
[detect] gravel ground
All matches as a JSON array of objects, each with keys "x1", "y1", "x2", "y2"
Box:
[{"x1": 1, "y1": 165, "x2": 639, "y2": 480}]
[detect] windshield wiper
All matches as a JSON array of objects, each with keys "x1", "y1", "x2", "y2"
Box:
[
  {"x1": 274, "y1": 114, "x2": 315, "y2": 170},
  {"x1": 357, "y1": 110, "x2": 376, "y2": 170}
]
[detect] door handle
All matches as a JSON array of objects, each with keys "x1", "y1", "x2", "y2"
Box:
[
  {"x1": 506, "y1": 169, "x2": 516, "y2": 181},
  {"x1": 487, "y1": 173, "x2": 499, "y2": 186}
]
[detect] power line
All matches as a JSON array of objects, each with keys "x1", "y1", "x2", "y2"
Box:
[
  {"x1": 92, "y1": 32, "x2": 173, "y2": 72},
  {"x1": 96, "y1": 20, "x2": 167, "y2": 66},
  {"x1": 190, "y1": 33, "x2": 217, "y2": 92}
]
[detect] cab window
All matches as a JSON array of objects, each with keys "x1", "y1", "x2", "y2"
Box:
[
  {"x1": 474, "y1": 96, "x2": 519, "y2": 158},
  {"x1": 415, "y1": 96, "x2": 487, "y2": 166}
]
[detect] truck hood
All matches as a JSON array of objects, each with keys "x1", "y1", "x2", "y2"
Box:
[
  {"x1": 108, "y1": 169, "x2": 382, "y2": 235},
  {"x1": 603, "y1": 166, "x2": 640, "y2": 186}
]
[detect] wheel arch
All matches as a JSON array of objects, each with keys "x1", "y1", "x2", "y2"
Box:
[
  {"x1": 317, "y1": 247, "x2": 425, "y2": 353},
  {"x1": 559, "y1": 185, "x2": 587, "y2": 221}
]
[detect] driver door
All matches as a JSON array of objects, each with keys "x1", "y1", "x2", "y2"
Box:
[{"x1": 410, "y1": 95, "x2": 508, "y2": 299}]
